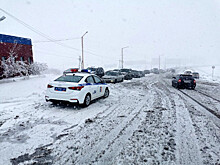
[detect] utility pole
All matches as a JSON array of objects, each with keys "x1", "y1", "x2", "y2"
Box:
[
  {"x1": 81, "y1": 31, "x2": 88, "y2": 69},
  {"x1": 121, "y1": 46, "x2": 129, "y2": 69},
  {"x1": 159, "y1": 55, "x2": 160, "y2": 70},
  {"x1": 212, "y1": 66, "x2": 215, "y2": 80},
  {"x1": 78, "y1": 56, "x2": 81, "y2": 69}
]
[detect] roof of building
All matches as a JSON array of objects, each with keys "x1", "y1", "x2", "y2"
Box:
[{"x1": 0, "y1": 34, "x2": 32, "y2": 46}]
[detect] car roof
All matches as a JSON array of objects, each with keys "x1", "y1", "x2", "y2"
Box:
[{"x1": 178, "y1": 74, "x2": 192, "y2": 77}]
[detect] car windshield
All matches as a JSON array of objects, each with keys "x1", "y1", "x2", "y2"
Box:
[
  {"x1": 106, "y1": 72, "x2": 118, "y2": 76},
  {"x1": 55, "y1": 75, "x2": 83, "y2": 83},
  {"x1": 121, "y1": 69, "x2": 130, "y2": 72}
]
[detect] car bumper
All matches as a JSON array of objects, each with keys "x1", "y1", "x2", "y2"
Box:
[
  {"x1": 45, "y1": 90, "x2": 85, "y2": 104},
  {"x1": 102, "y1": 79, "x2": 115, "y2": 83}
]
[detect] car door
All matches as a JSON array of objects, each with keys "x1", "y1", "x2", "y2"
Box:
[
  {"x1": 85, "y1": 76, "x2": 96, "y2": 100},
  {"x1": 93, "y1": 75, "x2": 103, "y2": 98}
]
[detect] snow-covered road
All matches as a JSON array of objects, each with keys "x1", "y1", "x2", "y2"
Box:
[{"x1": 0, "y1": 74, "x2": 219, "y2": 165}]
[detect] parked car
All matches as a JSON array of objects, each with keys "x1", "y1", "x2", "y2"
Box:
[
  {"x1": 87, "y1": 67, "x2": 105, "y2": 78},
  {"x1": 139, "y1": 71, "x2": 145, "y2": 77},
  {"x1": 172, "y1": 74, "x2": 196, "y2": 89},
  {"x1": 120, "y1": 68, "x2": 133, "y2": 80},
  {"x1": 151, "y1": 68, "x2": 159, "y2": 74},
  {"x1": 131, "y1": 70, "x2": 141, "y2": 78},
  {"x1": 102, "y1": 70, "x2": 124, "y2": 83},
  {"x1": 45, "y1": 71, "x2": 109, "y2": 107},
  {"x1": 192, "y1": 72, "x2": 199, "y2": 79},
  {"x1": 144, "y1": 70, "x2": 150, "y2": 74}
]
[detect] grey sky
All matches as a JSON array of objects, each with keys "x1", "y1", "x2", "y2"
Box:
[{"x1": 1, "y1": 0, "x2": 220, "y2": 70}]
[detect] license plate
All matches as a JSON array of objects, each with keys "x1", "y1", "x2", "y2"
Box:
[
  {"x1": 55, "y1": 87, "x2": 66, "y2": 92},
  {"x1": 184, "y1": 80, "x2": 191, "y2": 83}
]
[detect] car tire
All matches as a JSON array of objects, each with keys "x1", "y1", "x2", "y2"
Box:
[
  {"x1": 83, "y1": 94, "x2": 91, "y2": 107},
  {"x1": 114, "y1": 79, "x2": 117, "y2": 83},
  {"x1": 103, "y1": 88, "x2": 109, "y2": 98},
  {"x1": 51, "y1": 100, "x2": 58, "y2": 105},
  {"x1": 121, "y1": 78, "x2": 124, "y2": 82}
]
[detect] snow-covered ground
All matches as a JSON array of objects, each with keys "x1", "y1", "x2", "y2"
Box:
[{"x1": 0, "y1": 72, "x2": 220, "y2": 164}]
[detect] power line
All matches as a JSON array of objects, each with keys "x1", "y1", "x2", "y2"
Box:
[
  {"x1": 33, "y1": 37, "x2": 80, "y2": 43},
  {"x1": 0, "y1": 8, "x2": 104, "y2": 57},
  {"x1": 0, "y1": 8, "x2": 119, "y2": 63}
]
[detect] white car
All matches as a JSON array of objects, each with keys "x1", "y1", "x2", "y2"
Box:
[{"x1": 45, "y1": 72, "x2": 109, "y2": 106}]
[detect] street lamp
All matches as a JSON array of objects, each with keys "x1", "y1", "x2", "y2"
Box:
[
  {"x1": 0, "y1": 16, "x2": 6, "y2": 22},
  {"x1": 81, "y1": 31, "x2": 88, "y2": 69},
  {"x1": 121, "y1": 46, "x2": 129, "y2": 69}
]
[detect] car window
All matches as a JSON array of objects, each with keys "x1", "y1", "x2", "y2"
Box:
[
  {"x1": 55, "y1": 75, "x2": 83, "y2": 83},
  {"x1": 85, "y1": 76, "x2": 95, "y2": 83},
  {"x1": 93, "y1": 76, "x2": 102, "y2": 83}
]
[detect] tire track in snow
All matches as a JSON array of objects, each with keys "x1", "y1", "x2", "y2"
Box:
[
  {"x1": 161, "y1": 78, "x2": 204, "y2": 164},
  {"x1": 50, "y1": 80, "x2": 154, "y2": 164},
  {"x1": 173, "y1": 94, "x2": 203, "y2": 165}
]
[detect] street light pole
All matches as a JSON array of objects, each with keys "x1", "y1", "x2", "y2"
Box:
[
  {"x1": 0, "y1": 16, "x2": 6, "y2": 22},
  {"x1": 121, "y1": 46, "x2": 129, "y2": 69},
  {"x1": 81, "y1": 31, "x2": 88, "y2": 69}
]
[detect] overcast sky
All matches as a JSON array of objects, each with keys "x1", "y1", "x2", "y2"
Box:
[{"x1": 1, "y1": 0, "x2": 220, "y2": 70}]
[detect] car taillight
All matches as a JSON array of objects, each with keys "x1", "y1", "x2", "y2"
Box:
[
  {"x1": 193, "y1": 80, "x2": 196, "y2": 83},
  {"x1": 178, "y1": 79, "x2": 181, "y2": 83},
  {"x1": 68, "y1": 86, "x2": 84, "y2": 91},
  {"x1": 47, "y1": 84, "x2": 53, "y2": 88}
]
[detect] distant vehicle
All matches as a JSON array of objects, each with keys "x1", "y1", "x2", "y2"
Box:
[
  {"x1": 192, "y1": 72, "x2": 199, "y2": 79},
  {"x1": 170, "y1": 68, "x2": 176, "y2": 73},
  {"x1": 45, "y1": 70, "x2": 109, "y2": 107},
  {"x1": 87, "y1": 67, "x2": 104, "y2": 78},
  {"x1": 102, "y1": 71, "x2": 124, "y2": 83},
  {"x1": 120, "y1": 68, "x2": 133, "y2": 80},
  {"x1": 131, "y1": 70, "x2": 141, "y2": 78},
  {"x1": 151, "y1": 68, "x2": 159, "y2": 74},
  {"x1": 159, "y1": 69, "x2": 165, "y2": 73},
  {"x1": 172, "y1": 74, "x2": 196, "y2": 89},
  {"x1": 144, "y1": 70, "x2": 150, "y2": 74},
  {"x1": 184, "y1": 70, "x2": 193, "y2": 75},
  {"x1": 139, "y1": 71, "x2": 145, "y2": 77}
]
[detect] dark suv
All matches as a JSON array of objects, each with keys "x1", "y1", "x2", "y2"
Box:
[
  {"x1": 87, "y1": 67, "x2": 105, "y2": 78},
  {"x1": 120, "y1": 68, "x2": 133, "y2": 80},
  {"x1": 172, "y1": 74, "x2": 196, "y2": 89}
]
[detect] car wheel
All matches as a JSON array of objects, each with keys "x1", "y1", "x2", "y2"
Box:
[
  {"x1": 121, "y1": 78, "x2": 124, "y2": 82},
  {"x1": 103, "y1": 88, "x2": 109, "y2": 98},
  {"x1": 51, "y1": 100, "x2": 58, "y2": 105},
  {"x1": 83, "y1": 94, "x2": 91, "y2": 107},
  {"x1": 114, "y1": 79, "x2": 117, "y2": 83}
]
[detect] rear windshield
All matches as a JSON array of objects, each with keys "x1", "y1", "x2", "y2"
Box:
[
  {"x1": 121, "y1": 69, "x2": 130, "y2": 72},
  {"x1": 106, "y1": 72, "x2": 118, "y2": 76},
  {"x1": 55, "y1": 75, "x2": 83, "y2": 83},
  {"x1": 179, "y1": 75, "x2": 193, "y2": 80}
]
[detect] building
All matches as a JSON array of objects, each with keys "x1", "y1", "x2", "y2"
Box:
[{"x1": 0, "y1": 34, "x2": 33, "y2": 77}]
